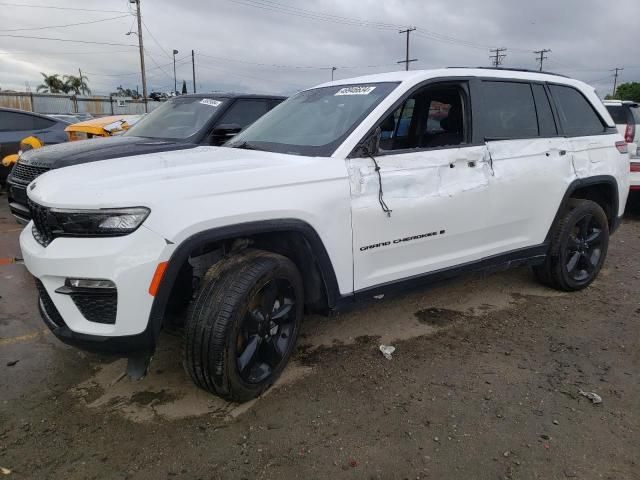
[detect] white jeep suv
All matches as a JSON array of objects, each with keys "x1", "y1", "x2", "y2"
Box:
[{"x1": 21, "y1": 68, "x2": 629, "y2": 402}]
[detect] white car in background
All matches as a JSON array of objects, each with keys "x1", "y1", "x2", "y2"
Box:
[{"x1": 604, "y1": 100, "x2": 640, "y2": 193}]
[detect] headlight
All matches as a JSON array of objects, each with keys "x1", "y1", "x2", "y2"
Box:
[{"x1": 49, "y1": 207, "x2": 150, "y2": 237}]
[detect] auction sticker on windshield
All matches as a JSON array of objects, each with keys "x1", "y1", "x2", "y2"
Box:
[
  {"x1": 335, "y1": 86, "x2": 376, "y2": 96},
  {"x1": 200, "y1": 99, "x2": 222, "y2": 107}
]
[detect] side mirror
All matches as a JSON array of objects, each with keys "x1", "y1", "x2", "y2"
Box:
[
  {"x1": 210, "y1": 123, "x2": 242, "y2": 146},
  {"x1": 355, "y1": 127, "x2": 382, "y2": 157}
]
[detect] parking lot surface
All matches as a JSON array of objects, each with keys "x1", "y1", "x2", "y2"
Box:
[{"x1": 1, "y1": 194, "x2": 638, "y2": 479}]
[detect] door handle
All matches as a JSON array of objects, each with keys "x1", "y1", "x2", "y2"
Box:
[{"x1": 546, "y1": 149, "x2": 567, "y2": 157}]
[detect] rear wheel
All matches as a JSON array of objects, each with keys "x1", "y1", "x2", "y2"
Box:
[
  {"x1": 183, "y1": 250, "x2": 303, "y2": 402},
  {"x1": 533, "y1": 199, "x2": 609, "y2": 291}
]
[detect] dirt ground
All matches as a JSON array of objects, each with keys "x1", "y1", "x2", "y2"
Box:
[{"x1": 1, "y1": 193, "x2": 639, "y2": 480}]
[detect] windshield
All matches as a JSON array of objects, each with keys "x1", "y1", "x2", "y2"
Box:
[
  {"x1": 125, "y1": 96, "x2": 226, "y2": 140},
  {"x1": 226, "y1": 82, "x2": 398, "y2": 156}
]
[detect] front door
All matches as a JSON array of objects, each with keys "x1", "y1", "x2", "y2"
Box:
[{"x1": 349, "y1": 82, "x2": 493, "y2": 291}]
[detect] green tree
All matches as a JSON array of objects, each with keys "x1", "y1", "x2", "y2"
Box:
[
  {"x1": 36, "y1": 73, "x2": 65, "y2": 93},
  {"x1": 611, "y1": 82, "x2": 640, "y2": 102},
  {"x1": 63, "y1": 74, "x2": 91, "y2": 95},
  {"x1": 181, "y1": 79, "x2": 187, "y2": 94},
  {"x1": 112, "y1": 85, "x2": 139, "y2": 98}
]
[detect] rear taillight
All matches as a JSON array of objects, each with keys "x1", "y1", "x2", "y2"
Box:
[
  {"x1": 616, "y1": 141, "x2": 628, "y2": 154},
  {"x1": 625, "y1": 123, "x2": 635, "y2": 143},
  {"x1": 630, "y1": 162, "x2": 640, "y2": 172}
]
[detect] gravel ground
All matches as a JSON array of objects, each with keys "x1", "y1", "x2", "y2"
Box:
[{"x1": 1, "y1": 194, "x2": 639, "y2": 480}]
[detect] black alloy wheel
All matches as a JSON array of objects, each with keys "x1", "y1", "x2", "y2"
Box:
[{"x1": 236, "y1": 278, "x2": 297, "y2": 384}]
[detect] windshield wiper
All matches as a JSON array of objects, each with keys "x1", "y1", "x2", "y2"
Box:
[{"x1": 231, "y1": 141, "x2": 262, "y2": 151}]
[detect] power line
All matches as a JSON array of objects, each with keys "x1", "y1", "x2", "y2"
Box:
[
  {"x1": 0, "y1": 2, "x2": 128, "y2": 13},
  {"x1": 0, "y1": 49, "x2": 134, "y2": 56},
  {"x1": 0, "y1": 34, "x2": 137, "y2": 47},
  {"x1": 0, "y1": 14, "x2": 131, "y2": 33},
  {"x1": 141, "y1": 19, "x2": 172, "y2": 59}
]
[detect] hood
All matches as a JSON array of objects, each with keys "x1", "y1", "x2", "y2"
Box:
[
  {"x1": 18, "y1": 135, "x2": 197, "y2": 169},
  {"x1": 27, "y1": 146, "x2": 346, "y2": 210}
]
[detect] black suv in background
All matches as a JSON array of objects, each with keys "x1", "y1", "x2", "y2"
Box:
[{"x1": 6, "y1": 93, "x2": 285, "y2": 223}]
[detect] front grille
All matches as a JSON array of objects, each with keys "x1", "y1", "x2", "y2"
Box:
[
  {"x1": 34, "y1": 279, "x2": 66, "y2": 328},
  {"x1": 27, "y1": 199, "x2": 54, "y2": 247},
  {"x1": 10, "y1": 162, "x2": 49, "y2": 185},
  {"x1": 70, "y1": 291, "x2": 118, "y2": 325}
]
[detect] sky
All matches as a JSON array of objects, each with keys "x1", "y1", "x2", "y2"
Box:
[{"x1": 0, "y1": 0, "x2": 638, "y2": 97}]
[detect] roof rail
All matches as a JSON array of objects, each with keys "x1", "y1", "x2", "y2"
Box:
[{"x1": 447, "y1": 66, "x2": 570, "y2": 78}]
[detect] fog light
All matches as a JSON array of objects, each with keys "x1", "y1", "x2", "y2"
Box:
[{"x1": 66, "y1": 278, "x2": 115, "y2": 289}]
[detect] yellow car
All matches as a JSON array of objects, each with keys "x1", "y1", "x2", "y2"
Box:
[
  {"x1": 65, "y1": 115, "x2": 142, "y2": 141},
  {"x1": 1, "y1": 136, "x2": 44, "y2": 167}
]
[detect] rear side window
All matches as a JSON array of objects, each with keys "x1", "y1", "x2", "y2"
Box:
[
  {"x1": 606, "y1": 105, "x2": 631, "y2": 125},
  {"x1": 0, "y1": 112, "x2": 54, "y2": 132},
  {"x1": 631, "y1": 106, "x2": 640, "y2": 124},
  {"x1": 220, "y1": 99, "x2": 269, "y2": 128},
  {"x1": 549, "y1": 85, "x2": 605, "y2": 136},
  {"x1": 480, "y1": 81, "x2": 539, "y2": 139},
  {"x1": 531, "y1": 84, "x2": 558, "y2": 136}
]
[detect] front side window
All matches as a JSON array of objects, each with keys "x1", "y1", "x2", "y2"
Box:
[
  {"x1": 480, "y1": 81, "x2": 539, "y2": 139},
  {"x1": 379, "y1": 84, "x2": 466, "y2": 151},
  {"x1": 125, "y1": 96, "x2": 227, "y2": 140},
  {"x1": 549, "y1": 85, "x2": 605, "y2": 137},
  {"x1": 0, "y1": 112, "x2": 54, "y2": 132},
  {"x1": 225, "y1": 82, "x2": 399, "y2": 157}
]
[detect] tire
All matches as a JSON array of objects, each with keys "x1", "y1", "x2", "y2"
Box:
[
  {"x1": 533, "y1": 199, "x2": 609, "y2": 291},
  {"x1": 183, "y1": 249, "x2": 304, "y2": 402}
]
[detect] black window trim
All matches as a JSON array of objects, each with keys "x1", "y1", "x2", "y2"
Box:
[
  {"x1": 545, "y1": 82, "x2": 617, "y2": 138},
  {"x1": 476, "y1": 78, "x2": 563, "y2": 143},
  {"x1": 349, "y1": 76, "x2": 481, "y2": 158}
]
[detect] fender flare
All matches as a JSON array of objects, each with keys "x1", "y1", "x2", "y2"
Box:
[
  {"x1": 545, "y1": 175, "x2": 620, "y2": 243},
  {"x1": 146, "y1": 219, "x2": 342, "y2": 345}
]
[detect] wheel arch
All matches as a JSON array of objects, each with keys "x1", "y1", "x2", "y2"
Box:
[
  {"x1": 546, "y1": 175, "x2": 620, "y2": 242},
  {"x1": 146, "y1": 219, "x2": 341, "y2": 344}
]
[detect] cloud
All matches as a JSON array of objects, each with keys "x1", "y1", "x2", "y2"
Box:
[{"x1": 0, "y1": 0, "x2": 637, "y2": 95}]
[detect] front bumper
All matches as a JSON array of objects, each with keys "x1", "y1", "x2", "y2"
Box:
[{"x1": 20, "y1": 223, "x2": 172, "y2": 355}]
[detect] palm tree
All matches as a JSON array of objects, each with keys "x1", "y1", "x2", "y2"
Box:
[
  {"x1": 36, "y1": 73, "x2": 65, "y2": 93},
  {"x1": 63, "y1": 74, "x2": 91, "y2": 95}
]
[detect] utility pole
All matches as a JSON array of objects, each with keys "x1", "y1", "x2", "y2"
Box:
[
  {"x1": 534, "y1": 49, "x2": 551, "y2": 71},
  {"x1": 191, "y1": 50, "x2": 196, "y2": 93},
  {"x1": 612, "y1": 67, "x2": 624, "y2": 97},
  {"x1": 172, "y1": 49, "x2": 179, "y2": 95},
  {"x1": 397, "y1": 27, "x2": 417, "y2": 71},
  {"x1": 489, "y1": 48, "x2": 507, "y2": 67},
  {"x1": 131, "y1": 0, "x2": 148, "y2": 112},
  {"x1": 331, "y1": 66, "x2": 337, "y2": 81}
]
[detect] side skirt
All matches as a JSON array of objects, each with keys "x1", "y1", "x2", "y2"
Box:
[{"x1": 332, "y1": 244, "x2": 548, "y2": 312}]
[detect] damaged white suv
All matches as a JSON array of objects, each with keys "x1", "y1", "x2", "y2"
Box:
[{"x1": 21, "y1": 68, "x2": 629, "y2": 402}]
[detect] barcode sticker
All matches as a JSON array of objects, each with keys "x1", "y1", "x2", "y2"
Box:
[
  {"x1": 335, "y1": 86, "x2": 376, "y2": 96},
  {"x1": 200, "y1": 98, "x2": 222, "y2": 107}
]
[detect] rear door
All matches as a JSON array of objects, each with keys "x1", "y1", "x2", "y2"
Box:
[
  {"x1": 548, "y1": 84, "x2": 612, "y2": 176},
  {"x1": 481, "y1": 80, "x2": 574, "y2": 252}
]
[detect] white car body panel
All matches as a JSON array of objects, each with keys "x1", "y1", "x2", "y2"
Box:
[{"x1": 20, "y1": 68, "x2": 629, "y2": 339}]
